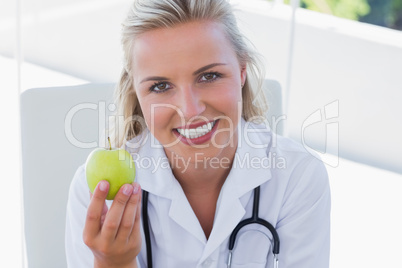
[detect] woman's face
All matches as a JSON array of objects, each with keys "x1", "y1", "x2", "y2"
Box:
[{"x1": 131, "y1": 21, "x2": 246, "y2": 163}]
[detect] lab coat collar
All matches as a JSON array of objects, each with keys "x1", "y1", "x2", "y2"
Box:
[
  {"x1": 125, "y1": 130, "x2": 176, "y2": 200},
  {"x1": 199, "y1": 119, "x2": 273, "y2": 262},
  {"x1": 223, "y1": 118, "x2": 273, "y2": 198},
  {"x1": 125, "y1": 119, "x2": 274, "y2": 256},
  {"x1": 125, "y1": 119, "x2": 273, "y2": 198},
  {"x1": 126, "y1": 131, "x2": 213, "y2": 243}
]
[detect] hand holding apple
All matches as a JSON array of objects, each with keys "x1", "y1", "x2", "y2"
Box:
[
  {"x1": 85, "y1": 137, "x2": 136, "y2": 200},
  {"x1": 83, "y1": 171, "x2": 142, "y2": 268}
]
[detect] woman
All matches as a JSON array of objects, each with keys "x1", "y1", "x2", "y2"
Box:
[{"x1": 65, "y1": 0, "x2": 331, "y2": 267}]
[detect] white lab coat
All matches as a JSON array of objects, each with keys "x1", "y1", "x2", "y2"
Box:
[{"x1": 65, "y1": 119, "x2": 330, "y2": 268}]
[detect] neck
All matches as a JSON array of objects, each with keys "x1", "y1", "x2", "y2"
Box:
[
  {"x1": 166, "y1": 142, "x2": 237, "y2": 196},
  {"x1": 165, "y1": 142, "x2": 237, "y2": 239},
  {"x1": 174, "y1": 160, "x2": 232, "y2": 197}
]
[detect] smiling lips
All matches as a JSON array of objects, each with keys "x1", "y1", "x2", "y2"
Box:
[
  {"x1": 173, "y1": 119, "x2": 219, "y2": 145},
  {"x1": 176, "y1": 120, "x2": 216, "y2": 139}
]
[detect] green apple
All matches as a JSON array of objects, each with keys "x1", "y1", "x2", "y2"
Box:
[{"x1": 85, "y1": 138, "x2": 136, "y2": 200}]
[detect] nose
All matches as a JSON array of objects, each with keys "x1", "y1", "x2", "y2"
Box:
[{"x1": 177, "y1": 85, "x2": 206, "y2": 120}]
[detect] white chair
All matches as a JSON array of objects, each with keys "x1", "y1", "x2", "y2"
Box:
[
  {"x1": 20, "y1": 83, "x2": 115, "y2": 268},
  {"x1": 20, "y1": 80, "x2": 282, "y2": 267},
  {"x1": 263, "y1": 79, "x2": 284, "y2": 135}
]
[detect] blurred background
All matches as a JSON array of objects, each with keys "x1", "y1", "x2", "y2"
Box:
[{"x1": 1, "y1": 0, "x2": 401, "y2": 267}]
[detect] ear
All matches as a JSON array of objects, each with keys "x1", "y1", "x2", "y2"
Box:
[{"x1": 240, "y1": 65, "x2": 247, "y2": 87}]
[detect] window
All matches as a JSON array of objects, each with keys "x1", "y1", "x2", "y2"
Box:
[{"x1": 266, "y1": 0, "x2": 402, "y2": 30}]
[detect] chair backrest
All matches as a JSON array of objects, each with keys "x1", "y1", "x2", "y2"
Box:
[
  {"x1": 19, "y1": 80, "x2": 282, "y2": 267},
  {"x1": 20, "y1": 83, "x2": 115, "y2": 268},
  {"x1": 262, "y1": 79, "x2": 284, "y2": 135}
]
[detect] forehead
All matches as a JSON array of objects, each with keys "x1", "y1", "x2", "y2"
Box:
[{"x1": 131, "y1": 21, "x2": 239, "y2": 76}]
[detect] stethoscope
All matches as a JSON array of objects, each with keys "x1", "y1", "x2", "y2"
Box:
[{"x1": 142, "y1": 185, "x2": 280, "y2": 268}]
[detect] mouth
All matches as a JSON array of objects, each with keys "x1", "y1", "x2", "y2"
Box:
[
  {"x1": 175, "y1": 120, "x2": 216, "y2": 139},
  {"x1": 173, "y1": 119, "x2": 219, "y2": 145}
]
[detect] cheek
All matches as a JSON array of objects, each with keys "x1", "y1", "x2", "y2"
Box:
[
  {"x1": 212, "y1": 84, "x2": 242, "y2": 114},
  {"x1": 140, "y1": 99, "x2": 176, "y2": 134},
  {"x1": 220, "y1": 86, "x2": 243, "y2": 130}
]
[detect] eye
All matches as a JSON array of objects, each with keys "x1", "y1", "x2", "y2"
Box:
[
  {"x1": 199, "y1": 72, "x2": 221, "y2": 83},
  {"x1": 149, "y1": 82, "x2": 171, "y2": 93}
]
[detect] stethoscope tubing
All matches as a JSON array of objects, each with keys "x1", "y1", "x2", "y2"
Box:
[
  {"x1": 141, "y1": 137, "x2": 279, "y2": 268},
  {"x1": 142, "y1": 190, "x2": 153, "y2": 268},
  {"x1": 228, "y1": 186, "x2": 280, "y2": 253},
  {"x1": 142, "y1": 186, "x2": 280, "y2": 268},
  {"x1": 227, "y1": 186, "x2": 280, "y2": 268}
]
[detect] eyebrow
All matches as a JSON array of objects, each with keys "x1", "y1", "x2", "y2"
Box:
[
  {"x1": 193, "y1": 63, "x2": 226, "y2": 76},
  {"x1": 140, "y1": 63, "x2": 226, "y2": 84},
  {"x1": 140, "y1": 76, "x2": 169, "y2": 84}
]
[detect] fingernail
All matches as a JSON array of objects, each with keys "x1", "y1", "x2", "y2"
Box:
[
  {"x1": 133, "y1": 183, "x2": 140, "y2": 195},
  {"x1": 123, "y1": 184, "x2": 133, "y2": 196},
  {"x1": 99, "y1": 181, "x2": 108, "y2": 192}
]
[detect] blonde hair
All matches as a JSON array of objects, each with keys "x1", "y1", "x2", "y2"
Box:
[{"x1": 111, "y1": 0, "x2": 267, "y2": 148}]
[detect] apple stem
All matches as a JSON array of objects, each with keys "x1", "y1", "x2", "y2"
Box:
[{"x1": 107, "y1": 137, "x2": 112, "y2": 150}]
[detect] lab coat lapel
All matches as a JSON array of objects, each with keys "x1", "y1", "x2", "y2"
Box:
[
  {"x1": 126, "y1": 132, "x2": 207, "y2": 243},
  {"x1": 169, "y1": 180, "x2": 208, "y2": 244},
  {"x1": 199, "y1": 186, "x2": 246, "y2": 263},
  {"x1": 199, "y1": 120, "x2": 273, "y2": 262},
  {"x1": 127, "y1": 120, "x2": 274, "y2": 260},
  {"x1": 126, "y1": 131, "x2": 175, "y2": 199}
]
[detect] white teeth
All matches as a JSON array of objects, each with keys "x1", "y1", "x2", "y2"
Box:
[
  {"x1": 188, "y1": 129, "x2": 196, "y2": 136},
  {"x1": 177, "y1": 121, "x2": 216, "y2": 139}
]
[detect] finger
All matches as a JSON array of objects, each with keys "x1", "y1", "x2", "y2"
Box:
[
  {"x1": 83, "y1": 181, "x2": 109, "y2": 241},
  {"x1": 101, "y1": 184, "x2": 133, "y2": 242},
  {"x1": 89, "y1": 191, "x2": 108, "y2": 217},
  {"x1": 116, "y1": 183, "x2": 141, "y2": 241},
  {"x1": 130, "y1": 187, "x2": 142, "y2": 242},
  {"x1": 100, "y1": 201, "x2": 108, "y2": 226},
  {"x1": 89, "y1": 190, "x2": 109, "y2": 226}
]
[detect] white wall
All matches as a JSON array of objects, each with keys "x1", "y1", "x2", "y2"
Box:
[
  {"x1": 2, "y1": 0, "x2": 401, "y2": 173},
  {"x1": 0, "y1": 0, "x2": 131, "y2": 82},
  {"x1": 234, "y1": 0, "x2": 402, "y2": 174},
  {"x1": 3, "y1": 1, "x2": 402, "y2": 267}
]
